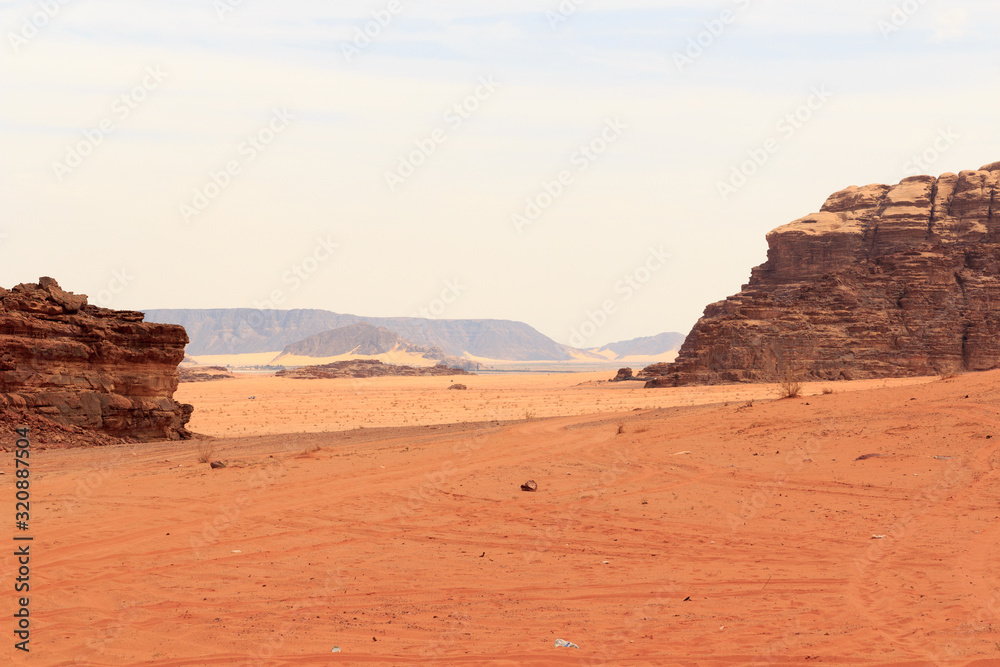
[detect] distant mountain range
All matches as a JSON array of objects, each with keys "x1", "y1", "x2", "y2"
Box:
[
  {"x1": 595, "y1": 332, "x2": 686, "y2": 359},
  {"x1": 272, "y1": 322, "x2": 472, "y2": 368},
  {"x1": 281, "y1": 322, "x2": 448, "y2": 360},
  {"x1": 142, "y1": 308, "x2": 684, "y2": 363}
]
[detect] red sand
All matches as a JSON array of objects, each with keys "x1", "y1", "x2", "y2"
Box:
[{"x1": 7, "y1": 371, "x2": 1000, "y2": 665}]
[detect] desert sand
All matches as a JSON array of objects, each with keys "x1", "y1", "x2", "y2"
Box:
[
  {"x1": 177, "y1": 372, "x2": 935, "y2": 438},
  {"x1": 13, "y1": 370, "x2": 1000, "y2": 665}
]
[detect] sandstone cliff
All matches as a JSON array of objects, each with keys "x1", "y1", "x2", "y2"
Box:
[
  {"x1": 647, "y1": 164, "x2": 1000, "y2": 386},
  {"x1": 0, "y1": 278, "x2": 192, "y2": 442}
]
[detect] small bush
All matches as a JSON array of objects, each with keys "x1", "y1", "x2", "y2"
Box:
[
  {"x1": 616, "y1": 421, "x2": 626, "y2": 435},
  {"x1": 779, "y1": 379, "x2": 802, "y2": 399},
  {"x1": 196, "y1": 443, "x2": 214, "y2": 464},
  {"x1": 822, "y1": 388, "x2": 834, "y2": 395}
]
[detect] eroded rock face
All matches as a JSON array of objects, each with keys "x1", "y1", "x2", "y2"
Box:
[
  {"x1": 648, "y1": 164, "x2": 1000, "y2": 386},
  {"x1": 0, "y1": 278, "x2": 193, "y2": 441}
]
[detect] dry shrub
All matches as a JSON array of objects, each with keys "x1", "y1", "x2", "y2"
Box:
[
  {"x1": 777, "y1": 367, "x2": 802, "y2": 399},
  {"x1": 779, "y1": 378, "x2": 802, "y2": 399},
  {"x1": 196, "y1": 442, "x2": 215, "y2": 464}
]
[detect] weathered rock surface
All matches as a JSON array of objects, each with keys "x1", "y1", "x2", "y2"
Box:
[
  {"x1": 0, "y1": 278, "x2": 192, "y2": 441},
  {"x1": 611, "y1": 368, "x2": 635, "y2": 382},
  {"x1": 647, "y1": 165, "x2": 1000, "y2": 386},
  {"x1": 275, "y1": 359, "x2": 472, "y2": 380},
  {"x1": 179, "y1": 366, "x2": 236, "y2": 383}
]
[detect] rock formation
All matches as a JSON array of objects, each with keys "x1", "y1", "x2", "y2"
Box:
[
  {"x1": 275, "y1": 359, "x2": 471, "y2": 380},
  {"x1": 0, "y1": 278, "x2": 192, "y2": 442},
  {"x1": 647, "y1": 164, "x2": 1000, "y2": 386},
  {"x1": 178, "y1": 366, "x2": 236, "y2": 383},
  {"x1": 611, "y1": 368, "x2": 635, "y2": 382}
]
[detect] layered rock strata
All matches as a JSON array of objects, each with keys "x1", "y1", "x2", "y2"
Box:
[
  {"x1": 0, "y1": 278, "x2": 192, "y2": 441},
  {"x1": 647, "y1": 164, "x2": 1000, "y2": 386}
]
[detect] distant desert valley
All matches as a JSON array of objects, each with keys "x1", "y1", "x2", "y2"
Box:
[{"x1": 7, "y1": 164, "x2": 1000, "y2": 665}]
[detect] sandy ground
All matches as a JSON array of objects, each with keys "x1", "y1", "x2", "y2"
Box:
[
  {"x1": 7, "y1": 371, "x2": 1000, "y2": 665},
  {"x1": 178, "y1": 372, "x2": 936, "y2": 438}
]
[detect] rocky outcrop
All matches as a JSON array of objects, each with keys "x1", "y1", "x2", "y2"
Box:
[
  {"x1": 179, "y1": 366, "x2": 236, "y2": 383},
  {"x1": 647, "y1": 164, "x2": 1000, "y2": 386},
  {"x1": 0, "y1": 278, "x2": 192, "y2": 441},
  {"x1": 611, "y1": 368, "x2": 635, "y2": 382},
  {"x1": 275, "y1": 359, "x2": 471, "y2": 380}
]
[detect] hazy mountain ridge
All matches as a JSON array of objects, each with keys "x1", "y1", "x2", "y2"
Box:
[
  {"x1": 596, "y1": 332, "x2": 686, "y2": 358},
  {"x1": 143, "y1": 308, "x2": 684, "y2": 363},
  {"x1": 144, "y1": 309, "x2": 577, "y2": 361},
  {"x1": 277, "y1": 322, "x2": 472, "y2": 369},
  {"x1": 281, "y1": 322, "x2": 448, "y2": 359}
]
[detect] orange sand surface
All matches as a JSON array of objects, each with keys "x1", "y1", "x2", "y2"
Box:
[
  {"x1": 177, "y1": 372, "x2": 936, "y2": 438},
  {"x1": 8, "y1": 371, "x2": 1000, "y2": 665}
]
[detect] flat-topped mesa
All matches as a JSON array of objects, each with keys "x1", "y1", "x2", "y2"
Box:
[
  {"x1": 0, "y1": 278, "x2": 193, "y2": 441},
  {"x1": 646, "y1": 163, "x2": 1000, "y2": 387}
]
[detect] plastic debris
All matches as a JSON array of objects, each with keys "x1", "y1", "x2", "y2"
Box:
[
  {"x1": 331, "y1": 646, "x2": 341, "y2": 653},
  {"x1": 554, "y1": 639, "x2": 580, "y2": 649},
  {"x1": 872, "y1": 534, "x2": 886, "y2": 539}
]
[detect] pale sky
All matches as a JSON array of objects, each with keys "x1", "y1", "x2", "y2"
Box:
[{"x1": 2, "y1": 0, "x2": 999, "y2": 347}]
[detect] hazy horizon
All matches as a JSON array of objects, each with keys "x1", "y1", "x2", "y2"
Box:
[{"x1": 3, "y1": 0, "x2": 999, "y2": 348}]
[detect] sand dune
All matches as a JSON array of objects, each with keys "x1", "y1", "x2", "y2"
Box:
[{"x1": 19, "y1": 371, "x2": 1000, "y2": 664}]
